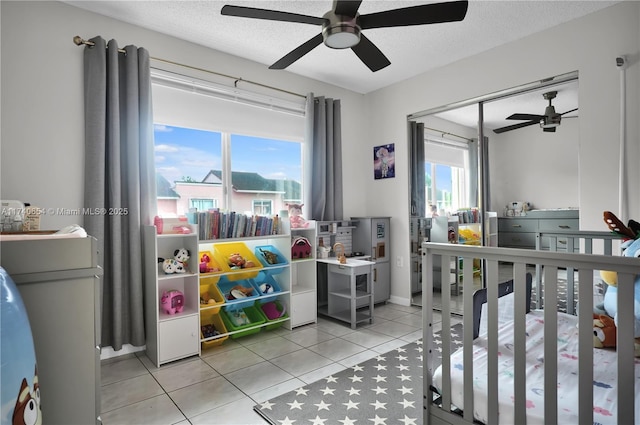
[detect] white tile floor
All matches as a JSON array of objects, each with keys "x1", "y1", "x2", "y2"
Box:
[{"x1": 100, "y1": 303, "x2": 456, "y2": 425}]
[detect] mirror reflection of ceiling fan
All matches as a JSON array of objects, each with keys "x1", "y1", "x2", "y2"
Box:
[
  {"x1": 221, "y1": 0, "x2": 469, "y2": 72},
  {"x1": 493, "y1": 91, "x2": 578, "y2": 134}
]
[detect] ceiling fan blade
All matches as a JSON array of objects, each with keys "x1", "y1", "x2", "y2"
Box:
[
  {"x1": 269, "y1": 33, "x2": 324, "y2": 70},
  {"x1": 221, "y1": 5, "x2": 325, "y2": 25},
  {"x1": 334, "y1": 0, "x2": 362, "y2": 17},
  {"x1": 351, "y1": 33, "x2": 391, "y2": 72},
  {"x1": 493, "y1": 120, "x2": 539, "y2": 134},
  {"x1": 359, "y1": 0, "x2": 468, "y2": 29},
  {"x1": 507, "y1": 113, "x2": 543, "y2": 121},
  {"x1": 561, "y1": 108, "x2": 578, "y2": 116}
]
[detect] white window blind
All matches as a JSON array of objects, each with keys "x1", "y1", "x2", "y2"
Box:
[
  {"x1": 151, "y1": 69, "x2": 306, "y2": 142},
  {"x1": 425, "y1": 137, "x2": 468, "y2": 168}
]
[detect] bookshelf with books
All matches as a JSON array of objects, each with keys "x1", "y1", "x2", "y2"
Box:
[{"x1": 192, "y1": 209, "x2": 282, "y2": 241}]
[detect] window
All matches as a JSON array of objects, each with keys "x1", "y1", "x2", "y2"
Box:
[
  {"x1": 424, "y1": 138, "x2": 468, "y2": 216},
  {"x1": 153, "y1": 124, "x2": 303, "y2": 217},
  {"x1": 425, "y1": 162, "x2": 465, "y2": 215},
  {"x1": 151, "y1": 70, "x2": 306, "y2": 218},
  {"x1": 190, "y1": 198, "x2": 217, "y2": 211},
  {"x1": 252, "y1": 200, "x2": 272, "y2": 215}
]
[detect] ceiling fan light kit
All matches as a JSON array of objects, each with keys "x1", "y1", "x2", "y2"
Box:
[
  {"x1": 322, "y1": 12, "x2": 360, "y2": 49},
  {"x1": 221, "y1": 0, "x2": 469, "y2": 72}
]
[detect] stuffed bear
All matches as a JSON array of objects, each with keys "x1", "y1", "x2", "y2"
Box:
[
  {"x1": 597, "y1": 211, "x2": 640, "y2": 356},
  {"x1": 287, "y1": 203, "x2": 309, "y2": 228}
]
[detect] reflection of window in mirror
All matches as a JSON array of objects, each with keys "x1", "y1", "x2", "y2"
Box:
[{"x1": 424, "y1": 139, "x2": 468, "y2": 216}]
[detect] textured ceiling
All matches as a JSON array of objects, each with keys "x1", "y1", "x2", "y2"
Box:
[{"x1": 65, "y1": 0, "x2": 618, "y2": 94}]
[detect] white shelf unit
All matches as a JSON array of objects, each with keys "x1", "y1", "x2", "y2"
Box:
[
  {"x1": 198, "y1": 234, "x2": 292, "y2": 345},
  {"x1": 282, "y1": 220, "x2": 317, "y2": 328},
  {"x1": 143, "y1": 225, "x2": 200, "y2": 367}
]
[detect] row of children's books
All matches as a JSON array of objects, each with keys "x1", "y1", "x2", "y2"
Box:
[
  {"x1": 454, "y1": 208, "x2": 481, "y2": 223},
  {"x1": 193, "y1": 209, "x2": 281, "y2": 241}
]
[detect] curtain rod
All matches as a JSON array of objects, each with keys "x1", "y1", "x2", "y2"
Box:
[
  {"x1": 73, "y1": 36, "x2": 306, "y2": 99},
  {"x1": 423, "y1": 126, "x2": 472, "y2": 142}
]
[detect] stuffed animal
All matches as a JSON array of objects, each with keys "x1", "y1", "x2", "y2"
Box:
[
  {"x1": 597, "y1": 211, "x2": 640, "y2": 355},
  {"x1": 158, "y1": 248, "x2": 190, "y2": 274},
  {"x1": 287, "y1": 203, "x2": 309, "y2": 228},
  {"x1": 173, "y1": 248, "x2": 190, "y2": 267},
  {"x1": 158, "y1": 258, "x2": 185, "y2": 274},
  {"x1": 593, "y1": 313, "x2": 617, "y2": 349},
  {"x1": 161, "y1": 289, "x2": 184, "y2": 314}
]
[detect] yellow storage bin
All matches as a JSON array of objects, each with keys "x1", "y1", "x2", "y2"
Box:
[
  {"x1": 214, "y1": 242, "x2": 263, "y2": 280},
  {"x1": 198, "y1": 250, "x2": 225, "y2": 275},
  {"x1": 200, "y1": 308, "x2": 228, "y2": 350},
  {"x1": 199, "y1": 276, "x2": 225, "y2": 312}
]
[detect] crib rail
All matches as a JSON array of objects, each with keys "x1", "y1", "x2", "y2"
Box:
[
  {"x1": 422, "y1": 242, "x2": 639, "y2": 425},
  {"x1": 534, "y1": 230, "x2": 622, "y2": 313}
]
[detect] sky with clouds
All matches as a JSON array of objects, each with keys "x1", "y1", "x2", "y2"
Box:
[{"x1": 154, "y1": 124, "x2": 302, "y2": 185}]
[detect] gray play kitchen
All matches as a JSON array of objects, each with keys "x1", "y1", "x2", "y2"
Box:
[{"x1": 315, "y1": 217, "x2": 391, "y2": 328}]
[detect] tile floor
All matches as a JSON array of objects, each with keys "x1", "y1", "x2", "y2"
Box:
[{"x1": 100, "y1": 303, "x2": 456, "y2": 425}]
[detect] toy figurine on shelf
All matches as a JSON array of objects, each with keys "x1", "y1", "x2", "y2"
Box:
[
  {"x1": 161, "y1": 290, "x2": 184, "y2": 315},
  {"x1": 287, "y1": 203, "x2": 309, "y2": 228}
]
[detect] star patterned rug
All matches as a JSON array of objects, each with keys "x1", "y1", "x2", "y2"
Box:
[{"x1": 253, "y1": 324, "x2": 464, "y2": 425}]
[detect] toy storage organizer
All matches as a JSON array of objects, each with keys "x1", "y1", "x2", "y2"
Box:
[
  {"x1": 198, "y1": 237, "x2": 291, "y2": 349},
  {"x1": 145, "y1": 225, "x2": 293, "y2": 366}
]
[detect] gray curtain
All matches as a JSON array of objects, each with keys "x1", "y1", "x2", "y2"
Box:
[
  {"x1": 83, "y1": 37, "x2": 157, "y2": 351},
  {"x1": 409, "y1": 121, "x2": 425, "y2": 216},
  {"x1": 306, "y1": 94, "x2": 343, "y2": 221}
]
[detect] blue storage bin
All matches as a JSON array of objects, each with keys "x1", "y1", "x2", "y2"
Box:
[
  {"x1": 253, "y1": 271, "x2": 282, "y2": 303},
  {"x1": 254, "y1": 245, "x2": 288, "y2": 274},
  {"x1": 216, "y1": 276, "x2": 259, "y2": 309}
]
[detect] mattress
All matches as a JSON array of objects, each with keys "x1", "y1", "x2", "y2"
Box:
[{"x1": 433, "y1": 310, "x2": 640, "y2": 425}]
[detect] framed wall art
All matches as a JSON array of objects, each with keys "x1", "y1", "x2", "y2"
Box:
[{"x1": 373, "y1": 143, "x2": 395, "y2": 180}]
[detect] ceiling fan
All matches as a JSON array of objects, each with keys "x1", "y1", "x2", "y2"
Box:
[
  {"x1": 221, "y1": 0, "x2": 469, "y2": 72},
  {"x1": 493, "y1": 91, "x2": 578, "y2": 134}
]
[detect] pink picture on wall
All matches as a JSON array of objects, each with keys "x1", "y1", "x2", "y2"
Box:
[{"x1": 374, "y1": 143, "x2": 395, "y2": 180}]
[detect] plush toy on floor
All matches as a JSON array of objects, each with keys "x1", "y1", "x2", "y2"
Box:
[
  {"x1": 597, "y1": 211, "x2": 640, "y2": 356},
  {"x1": 287, "y1": 203, "x2": 309, "y2": 228}
]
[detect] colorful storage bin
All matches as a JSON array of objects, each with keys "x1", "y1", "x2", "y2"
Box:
[
  {"x1": 254, "y1": 245, "x2": 288, "y2": 273},
  {"x1": 200, "y1": 308, "x2": 228, "y2": 349},
  {"x1": 213, "y1": 242, "x2": 263, "y2": 280},
  {"x1": 220, "y1": 305, "x2": 265, "y2": 339},
  {"x1": 198, "y1": 250, "x2": 224, "y2": 275},
  {"x1": 255, "y1": 299, "x2": 289, "y2": 331},
  {"x1": 252, "y1": 272, "x2": 282, "y2": 303},
  {"x1": 199, "y1": 276, "x2": 225, "y2": 312},
  {"x1": 216, "y1": 276, "x2": 259, "y2": 308}
]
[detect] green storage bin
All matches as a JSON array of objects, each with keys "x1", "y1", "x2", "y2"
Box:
[
  {"x1": 255, "y1": 299, "x2": 289, "y2": 331},
  {"x1": 220, "y1": 305, "x2": 265, "y2": 339}
]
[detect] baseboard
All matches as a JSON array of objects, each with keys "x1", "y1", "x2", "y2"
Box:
[
  {"x1": 388, "y1": 295, "x2": 411, "y2": 306},
  {"x1": 100, "y1": 343, "x2": 145, "y2": 361}
]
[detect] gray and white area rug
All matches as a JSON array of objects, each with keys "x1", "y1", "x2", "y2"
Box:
[{"x1": 254, "y1": 324, "x2": 464, "y2": 425}]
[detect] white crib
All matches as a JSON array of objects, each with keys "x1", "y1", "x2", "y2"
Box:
[{"x1": 422, "y1": 241, "x2": 639, "y2": 425}]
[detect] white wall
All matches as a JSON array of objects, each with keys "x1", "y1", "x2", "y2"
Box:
[
  {"x1": 0, "y1": 1, "x2": 367, "y2": 230},
  {"x1": 364, "y1": 1, "x2": 640, "y2": 305},
  {"x1": 490, "y1": 117, "x2": 579, "y2": 212}
]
